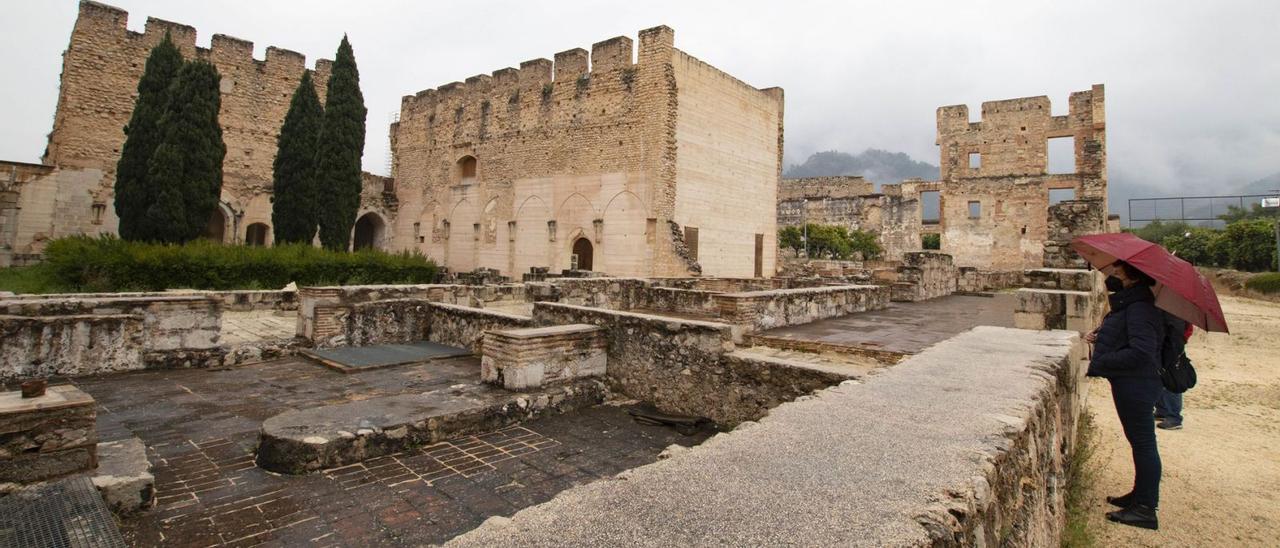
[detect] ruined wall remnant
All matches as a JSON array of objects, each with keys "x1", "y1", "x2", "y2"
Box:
[
  {"x1": 481, "y1": 324, "x2": 607, "y2": 390},
  {"x1": 0, "y1": 294, "x2": 223, "y2": 382},
  {"x1": 392, "y1": 26, "x2": 783, "y2": 279},
  {"x1": 1043, "y1": 199, "x2": 1107, "y2": 269},
  {"x1": 0, "y1": 385, "x2": 99, "y2": 484},
  {"x1": 775, "y1": 86, "x2": 1107, "y2": 273}
]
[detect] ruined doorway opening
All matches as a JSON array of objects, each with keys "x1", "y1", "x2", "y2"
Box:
[
  {"x1": 457, "y1": 155, "x2": 477, "y2": 185},
  {"x1": 245, "y1": 223, "x2": 269, "y2": 247},
  {"x1": 353, "y1": 213, "x2": 385, "y2": 251},
  {"x1": 571, "y1": 237, "x2": 593, "y2": 271},
  {"x1": 203, "y1": 208, "x2": 227, "y2": 243}
]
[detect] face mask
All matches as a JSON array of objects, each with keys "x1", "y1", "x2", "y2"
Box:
[{"x1": 1104, "y1": 275, "x2": 1125, "y2": 293}]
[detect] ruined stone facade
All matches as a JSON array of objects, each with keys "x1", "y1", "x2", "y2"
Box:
[
  {"x1": 0, "y1": 1, "x2": 392, "y2": 266},
  {"x1": 778, "y1": 86, "x2": 1107, "y2": 271},
  {"x1": 390, "y1": 27, "x2": 784, "y2": 279}
]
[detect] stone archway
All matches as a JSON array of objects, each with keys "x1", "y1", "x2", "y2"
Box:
[
  {"x1": 353, "y1": 212, "x2": 386, "y2": 251},
  {"x1": 572, "y1": 237, "x2": 593, "y2": 271},
  {"x1": 245, "y1": 223, "x2": 270, "y2": 247},
  {"x1": 203, "y1": 207, "x2": 227, "y2": 243}
]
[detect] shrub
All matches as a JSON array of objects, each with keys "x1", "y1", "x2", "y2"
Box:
[
  {"x1": 1126, "y1": 220, "x2": 1193, "y2": 247},
  {"x1": 922, "y1": 233, "x2": 941, "y2": 250},
  {"x1": 41, "y1": 235, "x2": 439, "y2": 293},
  {"x1": 1221, "y1": 220, "x2": 1277, "y2": 272},
  {"x1": 1245, "y1": 272, "x2": 1280, "y2": 295},
  {"x1": 1163, "y1": 227, "x2": 1220, "y2": 267}
]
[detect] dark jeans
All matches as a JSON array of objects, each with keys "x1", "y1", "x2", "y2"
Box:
[
  {"x1": 1109, "y1": 376, "x2": 1163, "y2": 508},
  {"x1": 1155, "y1": 389, "x2": 1183, "y2": 425}
]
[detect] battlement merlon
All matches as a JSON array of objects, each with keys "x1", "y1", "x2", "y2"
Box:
[
  {"x1": 398, "y1": 27, "x2": 670, "y2": 114},
  {"x1": 936, "y1": 84, "x2": 1105, "y2": 138},
  {"x1": 73, "y1": 1, "x2": 331, "y2": 72}
]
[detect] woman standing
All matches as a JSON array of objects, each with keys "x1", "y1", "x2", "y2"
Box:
[{"x1": 1085, "y1": 260, "x2": 1165, "y2": 530}]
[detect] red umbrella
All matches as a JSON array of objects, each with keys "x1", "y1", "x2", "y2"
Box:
[{"x1": 1071, "y1": 232, "x2": 1229, "y2": 333}]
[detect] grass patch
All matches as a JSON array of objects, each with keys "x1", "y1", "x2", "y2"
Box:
[
  {"x1": 1244, "y1": 272, "x2": 1280, "y2": 295},
  {"x1": 1062, "y1": 410, "x2": 1099, "y2": 547},
  {"x1": 0, "y1": 264, "x2": 66, "y2": 294}
]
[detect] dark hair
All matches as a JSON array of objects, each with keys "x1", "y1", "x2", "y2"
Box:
[{"x1": 1115, "y1": 260, "x2": 1156, "y2": 287}]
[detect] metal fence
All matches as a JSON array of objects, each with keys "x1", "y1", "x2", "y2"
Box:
[{"x1": 1128, "y1": 193, "x2": 1279, "y2": 228}]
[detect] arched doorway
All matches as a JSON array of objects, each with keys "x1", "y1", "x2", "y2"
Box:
[
  {"x1": 571, "y1": 237, "x2": 593, "y2": 271},
  {"x1": 203, "y1": 208, "x2": 227, "y2": 243},
  {"x1": 353, "y1": 213, "x2": 385, "y2": 251},
  {"x1": 245, "y1": 223, "x2": 269, "y2": 247}
]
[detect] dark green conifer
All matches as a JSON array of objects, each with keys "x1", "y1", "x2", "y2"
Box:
[
  {"x1": 271, "y1": 71, "x2": 325, "y2": 244},
  {"x1": 115, "y1": 32, "x2": 183, "y2": 241},
  {"x1": 142, "y1": 60, "x2": 226, "y2": 242},
  {"x1": 314, "y1": 36, "x2": 367, "y2": 251}
]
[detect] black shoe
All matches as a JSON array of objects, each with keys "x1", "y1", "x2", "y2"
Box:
[
  {"x1": 1157, "y1": 420, "x2": 1183, "y2": 430},
  {"x1": 1105, "y1": 492, "x2": 1133, "y2": 508},
  {"x1": 1106, "y1": 504, "x2": 1158, "y2": 530}
]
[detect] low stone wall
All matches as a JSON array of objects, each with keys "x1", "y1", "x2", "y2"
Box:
[
  {"x1": 447, "y1": 327, "x2": 1087, "y2": 547},
  {"x1": 713, "y1": 284, "x2": 889, "y2": 333},
  {"x1": 297, "y1": 284, "x2": 529, "y2": 344},
  {"x1": 958, "y1": 268, "x2": 1025, "y2": 293},
  {"x1": 634, "y1": 286, "x2": 722, "y2": 317},
  {"x1": 1024, "y1": 268, "x2": 1098, "y2": 292},
  {"x1": 0, "y1": 385, "x2": 98, "y2": 484},
  {"x1": 1014, "y1": 288, "x2": 1100, "y2": 335},
  {"x1": 3, "y1": 289, "x2": 297, "y2": 312},
  {"x1": 481, "y1": 325, "x2": 606, "y2": 390},
  {"x1": 535, "y1": 277, "x2": 650, "y2": 310},
  {"x1": 428, "y1": 303, "x2": 536, "y2": 353},
  {"x1": 0, "y1": 295, "x2": 222, "y2": 381}
]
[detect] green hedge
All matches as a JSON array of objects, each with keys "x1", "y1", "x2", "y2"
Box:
[
  {"x1": 37, "y1": 236, "x2": 440, "y2": 293},
  {"x1": 1130, "y1": 219, "x2": 1277, "y2": 272},
  {"x1": 1245, "y1": 272, "x2": 1280, "y2": 295}
]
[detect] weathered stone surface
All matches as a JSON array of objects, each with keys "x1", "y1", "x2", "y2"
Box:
[
  {"x1": 256, "y1": 379, "x2": 607, "y2": 474},
  {"x1": 0, "y1": 294, "x2": 222, "y2": 381},
  {"x1": 0, "y1": 385, "x2": 98, "y2": 483},
  {"x1": 91, "y1": 437, "x2": 154, "y2": 515},
  {"x1": 447, "y1": 327, "x2": 1086, "y2": 547},
  {"x1": 713, "y1": 284, "x2": 889, "y2": 332},
  {"x1": 1014, "y1": 288, "x2": 1099, "y2": 334},
  {"x1": 481, "y1": 324, "x2": 606, "y2": 390}
]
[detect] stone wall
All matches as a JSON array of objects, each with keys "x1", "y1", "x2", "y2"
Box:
[
  {"x1": 3, "y1": 289, "x2": 296, "y2": 312},
  {"x1": 958, "y1": 267, "x2": 1026, "y2": 293},
  {"x1": 297, "y1": 283, "x2": 529, "y2": 344},
  {"x1": 1014, "y1": 288, "x2": 1098, "y2": 334},
  {"x1": 0, "y1": 295, "x2": 222, "y2": 381},
  {"x1": 481, "y1": 325, "x2": 607, "y2": 390},
  {"x1": 1043, "y1": 199, "x2": 1107, "y2": 269},
  {"x1": 713, "y1": 284, "x2": 890, "y2": 333},
  {"x1": 876, "y1": 251, "x2": 957, "y2": 302},
  {"x1": 634, "y1": 286, "x2": 721, "y2": 317},
  {"x1": 427, "y1": 303, "x2": 536, "y2": 353},
  {"x1": 329, "y1": 298, "x2": 533, "y2": 351},
  {"x1": 0, "y1": 385, "x2": 98, "y2": 484},
  {"x1": 777, "y1": 177, "x2": 922, "y2": 262},
  {"x1": 447, "y1": 327, "x2": 1087, "y2": 547}
]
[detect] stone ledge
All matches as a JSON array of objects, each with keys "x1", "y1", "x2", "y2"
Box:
[
  {"x1": 446, "y1": 327, "x2": 1085, "y2": 547},
  {"x1": 91, "y1": 437, "x2": 154, "y2": 515},
  {"x1": 256, "y1": 379, "x2": 607, "y2": 474}
]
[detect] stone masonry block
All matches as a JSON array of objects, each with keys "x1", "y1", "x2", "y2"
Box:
[{"x1": 0, "y1": 385, "x2": 98, "y2": 484}]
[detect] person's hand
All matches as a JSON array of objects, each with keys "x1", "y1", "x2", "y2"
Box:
[{"x1": 1084, "y1": 330, "x2": 1097, "y2": 344}]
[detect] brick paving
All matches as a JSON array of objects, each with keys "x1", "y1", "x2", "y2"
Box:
[{"x1": 72, "y1": 358, "x2": 710, "y2": 546}]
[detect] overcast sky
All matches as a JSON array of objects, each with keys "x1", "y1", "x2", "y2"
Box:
[{"x1": 3, "y1": 1, "x2": 1278, "y2": 204}]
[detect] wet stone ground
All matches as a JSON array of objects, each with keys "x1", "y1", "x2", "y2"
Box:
[{"x1": 71, "y1": 358, "x2": 712, "y2": 546}]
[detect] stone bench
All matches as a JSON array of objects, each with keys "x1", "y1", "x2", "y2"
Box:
[{"x1": 481, "y1": 324, "x2": 606, "y2": 390}]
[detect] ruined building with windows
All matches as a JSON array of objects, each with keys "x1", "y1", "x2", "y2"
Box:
[
  {"x1": 780, "y1": 85, "x2": 1108, "y2": 270},
  {"x1": 1, "y1": 1, "x2": 784, "y2": 279}
]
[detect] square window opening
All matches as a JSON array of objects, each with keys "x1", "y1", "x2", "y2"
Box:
[
  {"x1": 1047, "y1": 136, "x2": 1075, "y2": 174},
  {"x1": 968, "y1": 152, "x2": 981, "y2": 169},
  {"x1": 968, "y1": 201, "x2": 981, "y2": 219},
  {"x1": 920, "y1": 191, "x2": 940, "y2": 224},
  {"x1": 1049, "y1": 188, "x2": 1077, "y2": 206}
]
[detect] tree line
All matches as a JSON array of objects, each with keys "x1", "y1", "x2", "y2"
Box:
[
  {"x1": 778, "y1": 224, "x2": 883, "y2": 260},
  {"x1": 113, "y1": 32, "x2": 366, "y2": 251},
  {"x1": 1129, "y1": 204, "x2": 1279, "y2": 272}
]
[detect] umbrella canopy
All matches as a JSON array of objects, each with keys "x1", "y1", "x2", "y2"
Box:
[{"x1": 1071, "y1": 232, "x2": 1229, "y2": 333}]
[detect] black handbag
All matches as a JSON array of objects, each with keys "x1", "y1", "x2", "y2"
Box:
[{"x1": 1161, "y1": 353, "x2": 1197, "y2": 393}]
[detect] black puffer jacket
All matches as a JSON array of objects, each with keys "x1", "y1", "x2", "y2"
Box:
[{"x1": 1088, "y1": 284, "x2": 1165, "y2": 379}]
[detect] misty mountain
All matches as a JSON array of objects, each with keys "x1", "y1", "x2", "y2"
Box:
[
  {"x1": 785, "y1": 149, "x2": 939, "y2": 189},
  {"x1": 1239, "y1": 172, "x2": 1280, "y2": 195}
]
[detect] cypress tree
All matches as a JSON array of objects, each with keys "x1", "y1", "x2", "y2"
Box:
[
  {"x1": 271, "y1": 71, "x2": 325, "y2": 244},
  {"x1": 142, "y1": 60, "x2": 226, "y2": 243},
  {"x1": 314, "y1": 36, "x2": 367, "y2": 251},
  {"x1": 115, "y1": 32, "x2": 183, "y2": 241}
]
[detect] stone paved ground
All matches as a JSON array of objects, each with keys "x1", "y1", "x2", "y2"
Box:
[
  {"x1": 220, "y1": 310, "x2": 296, "y2": 345},
  {"x1": 72, "y1": 359, "x2": 710, "y2": 546},
  {"x1": 759, "y1": 293, "x2": 1016, "y2": 354}
]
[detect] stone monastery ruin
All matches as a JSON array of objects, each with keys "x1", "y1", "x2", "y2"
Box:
[{"x1": 1, "y1": 2, "x2": 1118, "y2": 546}]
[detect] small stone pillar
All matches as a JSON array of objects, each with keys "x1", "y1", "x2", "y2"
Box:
[
  {"x1": 0, "y1": 385, "x2": 98, "y2": 484},
  {"x1": 481, "y1": 324, "x2": 606, "y2": 390}
]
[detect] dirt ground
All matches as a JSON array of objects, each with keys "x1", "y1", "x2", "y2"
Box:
[{"x1": 1085, "y1": 295, "x2": 1280, "y2": 546}]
